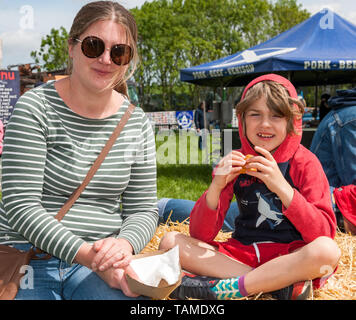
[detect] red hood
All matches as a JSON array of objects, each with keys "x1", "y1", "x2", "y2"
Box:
[{"x1": 238, "y1": 73, "x2": 302, "y2": 163}]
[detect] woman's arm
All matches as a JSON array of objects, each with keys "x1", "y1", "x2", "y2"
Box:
[
  {"x1": 75, "y1": 111, "x2": 158, "y2": 272},
  {"x1": 2, "y1": 91, "x2": 85, "y2": 264},
  {"x1": 116, "y1": 113, "x2": 158, "y2": 253}
]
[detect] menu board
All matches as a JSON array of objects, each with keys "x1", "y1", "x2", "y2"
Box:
[{"x1": 0, "y1": 70, "x2": 20, "y2": 126}]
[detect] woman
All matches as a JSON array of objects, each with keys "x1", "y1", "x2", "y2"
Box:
[{"x1": 0, "y1": 1, "x2": 158, "y2": 300}]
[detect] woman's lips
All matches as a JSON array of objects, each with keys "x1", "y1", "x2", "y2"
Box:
[{"x1": 93, "y1": 68, "x2": 111, "y2": 76}]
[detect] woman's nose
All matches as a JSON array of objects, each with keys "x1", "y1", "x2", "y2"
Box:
[{"x1": 99, "y1": 48, "x2": 112, "y2": 64}]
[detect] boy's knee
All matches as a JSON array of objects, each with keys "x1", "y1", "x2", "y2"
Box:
[
  {"x1": 305, "y1": 236, "x2": 341, "y2": 269},
  {"x1": 159, "y1": 231, "x2": 181, "y2": 250}
]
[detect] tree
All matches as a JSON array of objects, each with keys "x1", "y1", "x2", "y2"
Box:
[
  {"x1": 270, "y1": 0, "x2": 310, "y2": 37},
  {"x1": 132, "y1": 0, "x2": 192, "y2": 110},
  {"x1": 132, "y1": 0, "x2": 242, "y2": 109},
  {"x1": 29, "y1": 1, "x2": 310, "y2": 109},
  {"x1": 31, "y1": 26, "x2": 69, "y2": 71}
]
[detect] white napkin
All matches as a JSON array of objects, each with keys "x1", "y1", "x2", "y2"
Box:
[{"x1": 129, "y1": 245, "x2": 181, "y2": 287}]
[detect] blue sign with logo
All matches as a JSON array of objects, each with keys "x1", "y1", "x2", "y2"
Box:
[
  {"x1": 0, "y1": 70, "x2": 20, "y2": 126},
  {"x1": 176, "y1": 111, "x2": 193, "y2": 129}
]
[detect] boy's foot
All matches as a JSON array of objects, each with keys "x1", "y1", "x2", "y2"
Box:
[
  {"x1": 271, "y1": 280, "x2": 312, "y2": 300},
  {"x1": 170, "y1": 275, "x2": 219, "y2": 300}
]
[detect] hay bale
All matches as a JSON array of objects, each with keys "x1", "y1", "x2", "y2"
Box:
[
  {"x1": 313, "y1": 230, "x2": 356, "y2": 300},
  {"x1": 143, "y1": 217, "x2": 355, "y2": 300}
]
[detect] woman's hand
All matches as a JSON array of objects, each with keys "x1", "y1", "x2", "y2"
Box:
[
  {"x1": 91, "y1": 237, "x2": 133, "y2": 272},
  {"x1": 244, "y1": 146, "x2": 294, "y2": 208},
  {"x1": 97, "y1": 265, "x2": 140, "y2": 298}
]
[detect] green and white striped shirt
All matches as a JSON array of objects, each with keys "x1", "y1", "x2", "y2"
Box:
[{"x1": 0, "y1": 81, "x2": 158, "y2": 264}]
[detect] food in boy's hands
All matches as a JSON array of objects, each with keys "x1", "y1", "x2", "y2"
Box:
[{"x1": 240, "y1": 154, "x2": 257, "y2": 174}]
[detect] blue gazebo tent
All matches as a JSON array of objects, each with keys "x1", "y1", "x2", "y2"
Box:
[{"x1": 180, "y1": 9, "x2": 356, "y2": 87}]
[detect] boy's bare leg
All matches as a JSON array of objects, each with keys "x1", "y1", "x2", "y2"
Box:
[
  {"x1": 159, "y1": 232, "x2": 341, "y2": 295},
  {"x1": 244, "y1": 236, "x2": 340, "y2": 293},
  {"x1": 159, "y1": 231, "x2": 252, "y2": 277}
]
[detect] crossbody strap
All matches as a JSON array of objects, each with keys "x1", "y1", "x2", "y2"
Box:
[{"x1": 54, "y1": 104, "x2": 135, "y2": 222}]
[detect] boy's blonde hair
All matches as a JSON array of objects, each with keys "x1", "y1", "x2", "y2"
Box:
[{"x1": 236, "y1": 81, "x2": 305, "y2": 135}]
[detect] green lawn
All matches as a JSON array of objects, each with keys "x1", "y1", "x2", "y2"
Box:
[
  {"x1": 155, "y1": 130, "x2": 217, "y2": 200},
  {"x1": 157, "y1": 164, "x2": 212, "y2": 200}
]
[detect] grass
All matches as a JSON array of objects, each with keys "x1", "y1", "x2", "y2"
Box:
[
  {"x1": 157, "y1": 164, "x2": 212, "y2": 200},
  {"x1": 156, "y1": 130, "x2": 218, "y2": 200}
]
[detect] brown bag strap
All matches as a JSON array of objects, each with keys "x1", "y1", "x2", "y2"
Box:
[{"x1": 54, "y1": 104, "x2": 135, "y2": 222}]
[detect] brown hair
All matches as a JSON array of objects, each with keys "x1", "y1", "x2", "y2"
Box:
[
  {"x1": 67, "y1": 1, "x2": 139, "y2": 97},
  {"x1": 236, "y1": 81, "x2": 305, "y2": 135}
]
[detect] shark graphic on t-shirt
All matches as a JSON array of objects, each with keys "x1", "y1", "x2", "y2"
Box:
[{"x1": 255, "y1": 192, "x2": 284, "y2": 229}]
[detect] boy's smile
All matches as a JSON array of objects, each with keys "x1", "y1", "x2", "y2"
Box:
[{"x1": 244, "y1": 96, "x2": 288, "y2": 153}]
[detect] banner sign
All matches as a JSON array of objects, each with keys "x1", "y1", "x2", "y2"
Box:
[
  {"x1": 0, "y1": 70, "x2": 20, "y2": 126},
  {"x1": 176, "y1": 111, "x2": 193, "y2": 129}
]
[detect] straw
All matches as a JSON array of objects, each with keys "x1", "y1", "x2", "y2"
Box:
[{"x1": 142, "y1": 216, "x2": 355, "y2": 300}]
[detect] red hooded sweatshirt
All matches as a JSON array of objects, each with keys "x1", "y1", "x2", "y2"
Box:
[{"x1": 190, "y1": 74, "x2": 336, "y2": 245}]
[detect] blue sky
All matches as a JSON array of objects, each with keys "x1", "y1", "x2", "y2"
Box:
[{"x1": 0, "y1": 0, "x2": 355, "y2": 69}]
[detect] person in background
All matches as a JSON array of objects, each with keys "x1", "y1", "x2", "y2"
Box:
[
  {"x1": 319, "y1": 93, "x2": 331, "y2": 122},
  {"x1": 0, "y1": 1, "x2": 157, "y2": 300},
  {"x1": 194, "y1": 101, "x2": 206, "y2": 150},
  {"x1": 310, "y1": 88, "x2": 356, "y2": 235},
  {"x1": 159, "y1": 74, "x2": 340, "y2": 301}
]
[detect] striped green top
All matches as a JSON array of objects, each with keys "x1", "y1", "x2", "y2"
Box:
[{"x1": 0, "y1": 81, "x2": 158, "y2": 264}]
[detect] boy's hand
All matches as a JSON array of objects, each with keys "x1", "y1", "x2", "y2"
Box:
[
  {"x1": 244, "y1": 146, "x2": 294, "y2": 208},
  {"x1": 206, "y1": 151, "x2": 246, "y2": 210},
  {"x1": 212, "y1": 150, "x2": 247, "y2": 190}
]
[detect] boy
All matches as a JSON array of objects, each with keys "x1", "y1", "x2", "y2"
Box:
[{"x1": 159, "y1": 74, "x2": 340, "y2": 300}]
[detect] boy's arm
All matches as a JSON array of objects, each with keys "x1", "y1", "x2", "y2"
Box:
[
  {"x1": 245, "y1": 146, "x2": 336, "y2": 241},
  {"x1": 283, "y1": 154, "x2": 337, "y2": 241},
  {"x1": 189, "y1": 181, "x2": 235, "y2": 242},
  {"x1": 190, "y1": 150, "x2": 245, "y2": 241}
]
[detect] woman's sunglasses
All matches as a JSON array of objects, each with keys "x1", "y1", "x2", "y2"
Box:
[{"x1": 73, "y1": 36, "x2": 133, "y2": 66}]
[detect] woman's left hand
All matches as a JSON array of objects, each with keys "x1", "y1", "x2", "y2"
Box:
[
  {"x1": 96, "y1": 265, "x2": 140, "y2": 298},
  {"x1": 91, "y1": 237, "x2": 133, "y2": 272},
  {"x1": 244, "y1": 145, "x2": 294, "y2": 208}
]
